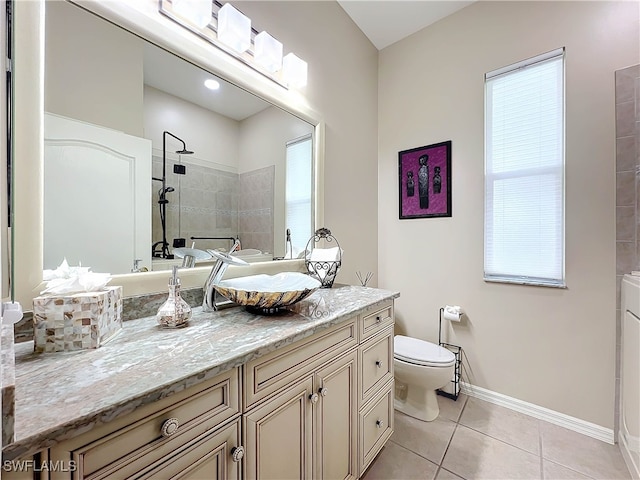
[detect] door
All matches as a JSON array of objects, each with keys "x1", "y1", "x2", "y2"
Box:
[
  {"x1": 44, "y1": 112, "x2": 152, "y2": 274},
  {"x1": 243, "y1": 376, "x2": 314, "y2": 480},
  {"x1": 315, "y1": 350, "x2": 358, "y2": 480}
]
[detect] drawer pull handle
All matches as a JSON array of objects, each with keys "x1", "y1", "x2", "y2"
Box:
[
  {"x1": 376, "y1": 316, "x2": 382, "y2": 324},
  {"x1": 376, "y1": 420, "x2": 383, "y2": 429},
  {"x1": 375, "y1": 360, "x2": 382, "y2": 368},
  {"x1": 231, "y1": 446, "x2": 245, "y2": 462},
  {"x1": 309, "y1": 393, "x2": 319, "y2": 404},
  {"x1": 319, "y1": 387, "x2": 328, "y2": 397},
  {"x1": 161, "y1": 418, "x2": 180, "y2": 438}
]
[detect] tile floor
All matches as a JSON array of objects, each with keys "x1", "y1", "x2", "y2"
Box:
[{"x1": 362, "y1": 394, "x2": 631, "y2": 480}]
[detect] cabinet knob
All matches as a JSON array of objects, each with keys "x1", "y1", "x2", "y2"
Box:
[
  {"x1": 319, "y1": 387, "x2": 328, "y2": 397},
  {"x1": 231, "y1": 446, "x2": 245, "y2": 462},
  {"x1": 375, "y1": 360, "x2": 382, "y2": 368},
  {"x1": 161, "y1": 417, "x2": 180, "y2": 438},
  {"x1": 376, "y1": 419, "x2": 383, "y2": 429},
  {"x1": 309, "y1": 393, "x2": 319, "y2": 404},
  {"x1": 376, "y1": 316, "x2": 382, "y2": 324}
]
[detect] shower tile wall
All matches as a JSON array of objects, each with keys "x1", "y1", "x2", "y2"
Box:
[
  {"x1": 238, "y1": 166, "x2": 275, "y2": 255},
  {"x1": 152, "y1": 156, "x2": 238, "y2": 252},
  {"x1": 152, "y1": 157, "x2": 274, "y2": 253},
  {"x1": 615, "y1": 63, "x2": 639, "y2": 436}
]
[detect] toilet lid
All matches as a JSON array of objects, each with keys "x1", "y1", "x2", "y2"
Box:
[{"x1": 394, "y1": 335, "x2": 456, "y2": 367}]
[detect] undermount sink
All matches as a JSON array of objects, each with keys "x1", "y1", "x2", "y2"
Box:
[{"x1": 214, "y1": 272, "x2": 321, "y2": 313}]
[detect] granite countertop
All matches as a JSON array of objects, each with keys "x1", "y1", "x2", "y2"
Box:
[{"x1": 2, "y1": 285, "x2": 399, "y2": 460}]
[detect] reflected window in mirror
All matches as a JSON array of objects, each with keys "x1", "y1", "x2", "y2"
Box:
[{"x1": 285, "y1": 134, "x2": 313, "y2": 257}]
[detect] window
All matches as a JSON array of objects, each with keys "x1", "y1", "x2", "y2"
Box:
[
  {"x1": 484, "y1": 48, "x2": 565, "y2": 287},
  {"x1": 285, "y1": 134, "x2": 313, "y2": 255}
]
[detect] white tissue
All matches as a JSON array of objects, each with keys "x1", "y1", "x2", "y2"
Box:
[
  {"x1": 310, "y1": 247, "x2": 341, "y2": 262},
  {"x1": 308, "y1": 247, "x2": 342, "y2": 281},
  {"x1": 443, "y1": 305, "x2": 463, "y2": 322},
  {"x1": 41, "y1": 258, "x2": 112, "y2": 295}
]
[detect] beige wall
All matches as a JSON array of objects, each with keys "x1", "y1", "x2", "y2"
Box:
[
  {"x1": 45, "y1": 1, "x2": 144, "y2": 136},
  {"x1": 235, "y1": 1, "x2": 380, "y2": 286},
  {"x1": 239, "y1": 106, "x2": 314, "y2": 256},
  {"x1": 144, "y1": 85, "x2": 240, "y2": 170},
  {"x1": 378, "y1": 1, "x2": 639, "y2": 429}
]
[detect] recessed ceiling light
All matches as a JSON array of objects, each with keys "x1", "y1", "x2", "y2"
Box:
[{"x1": 204, "y1": 79, "x2": 220, "y2": 90}]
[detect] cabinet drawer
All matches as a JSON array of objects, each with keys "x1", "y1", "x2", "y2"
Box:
[
  {"x1": 359, "y1": 382, "x2": 394, "y2": 475},
  {"x1": 244, "y1": 317, "x2": 357, "y2": 408},
  {"x1": 359, "y1": 327, "x2": 393, "y2": 406},
  {"x1": 138, "y1": 418, "x2": 242, "y2": 480},
  {"x1": 359, "y1": 302, "x2": 394, "y2": 341},
  {"x1": 50, "y1": 368, "x2": 240, "y2": 479}
]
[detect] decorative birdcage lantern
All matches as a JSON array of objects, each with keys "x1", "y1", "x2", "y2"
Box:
[{"x1": 304, "y1": 228, "x2": 342, "y2": 288}]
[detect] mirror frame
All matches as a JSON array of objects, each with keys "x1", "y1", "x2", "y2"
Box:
[{"x1": 12, "y1": 0, "x2": 325, "y2": 307}]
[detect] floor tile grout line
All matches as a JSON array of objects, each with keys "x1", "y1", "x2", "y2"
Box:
[
  {"x1": 437, "y1": 398, "x2": 469, "y2": 479},
  {"x1": 387, "y1": 437, "x2": 441, "y2": 468},
  {"x1": 454, "y1": 422, "x2": 542, "y2": 458},
  {"x1": 439, "y1": 422, "x2": 461, "y2": 474}
]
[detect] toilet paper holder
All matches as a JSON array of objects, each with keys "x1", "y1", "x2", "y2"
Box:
[{"x1": 437, "y1": 307, "x2": 462, "y2": 400}]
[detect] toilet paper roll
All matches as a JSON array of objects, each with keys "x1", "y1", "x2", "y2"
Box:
[{"x1": 443, "y1": 305, "x2": 463, "y2": 322}]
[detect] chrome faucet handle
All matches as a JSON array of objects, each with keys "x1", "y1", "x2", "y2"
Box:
[
  {"x1": 228, "y1": 238, "x2": 241, "y2": 254},
  {"x1": 132, "y1": 259, "x2": 143, "y2": 273},
  {"x1": 202, "y1": 250, "x2": 249, "y2": 312}
]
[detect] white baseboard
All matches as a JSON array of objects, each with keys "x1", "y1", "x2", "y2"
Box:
[{"x1": 460, "y1": 382, "x2": 615, "y2": 445}]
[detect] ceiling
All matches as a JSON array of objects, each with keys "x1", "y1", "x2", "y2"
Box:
[
  {"x1": 143, "y1": 1, "x2": 477, "y2": 118},
  {"x1": 144, "y1": 43, "x2": 272, "y2": 121},
  {"x1": 337, "y1": 0, "x2": 475, "y2": 50}
]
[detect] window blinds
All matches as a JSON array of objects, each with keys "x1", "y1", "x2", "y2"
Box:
[{"x1": 484, "y1": 48, "x2": 565, "y2": 287}]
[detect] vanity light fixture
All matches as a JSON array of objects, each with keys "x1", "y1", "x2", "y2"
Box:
[
  {"x1": 282, "y1": 53, "x2": 308, "y2": 88},
  {"x1": 204, "y1": 78, "x2": 221, "y2": 90},
  {"x1": 171, "y1": 0, "x2": 212, "y2": 29},
  {"x1": 159, "y1": 0, "x2": 308, "y2": 90},
  {"x1": 254, "y1": 31, "x2": 283, "y2": 74},
  {"x1": 217, "y1": 3, "x2": 251, "y2": 53}
]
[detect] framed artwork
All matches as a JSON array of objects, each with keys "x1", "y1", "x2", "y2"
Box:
[{"x1": 398, "y1": 140, "x2": 452, "y2": 219}]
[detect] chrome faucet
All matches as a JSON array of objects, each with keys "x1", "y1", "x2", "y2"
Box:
[
  {"x1": 285, "y1": 228, "x2": 293, "y2": 259},
  {"x1": 202, "y1": 239, "x2": 244, "y2": 312}
]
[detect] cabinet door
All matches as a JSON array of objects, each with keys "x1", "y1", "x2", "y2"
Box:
[
  {"x1": 137, "y1": 418, "x2": 242, "y2": 480},
  {"x1": 314, "y1": 350, "x2": 358, "y2": 480},
  {"x1": 243, "y1": 376, "x2": 314, "y2": 480}
]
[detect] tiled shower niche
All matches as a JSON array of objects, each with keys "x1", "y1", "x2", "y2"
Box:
[{"x1": 152, "y1": 156, "x2": 274, "y2": 255}]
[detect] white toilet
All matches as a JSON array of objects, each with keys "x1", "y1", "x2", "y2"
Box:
[{"x1": 393, "y1": 335, "x2": 456, "y2": 422}]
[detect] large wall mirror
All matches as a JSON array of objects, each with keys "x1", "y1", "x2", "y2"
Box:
[{"x1": 12, "y1": 0, "x2": 324, "y2": 307}]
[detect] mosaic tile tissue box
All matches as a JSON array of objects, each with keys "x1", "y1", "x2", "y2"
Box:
[{"x1": 33, "y1": 286, "x2": 123, "y2": 353}]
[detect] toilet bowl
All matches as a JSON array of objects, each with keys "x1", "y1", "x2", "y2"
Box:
[{"x1": 394, "y1": 335, "x2": 456, "y2": 422}]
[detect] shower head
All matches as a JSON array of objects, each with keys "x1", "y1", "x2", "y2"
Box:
[{"x1": 164, "y1": 131, "x2": 194, "y2": 156}]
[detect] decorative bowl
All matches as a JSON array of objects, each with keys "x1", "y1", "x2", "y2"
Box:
[{"x1": 213, "y1": 272, "x2": 321, "y2": 312}]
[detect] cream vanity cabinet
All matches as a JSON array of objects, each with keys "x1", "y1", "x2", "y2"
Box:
[
  {"x1": 47, "y1": 367, "x2": 243, "y2": 480},
  {"x1": 242, "y1": 321, "x2": 359, "y2": 479},
  {"x1": 7, "y1": 299, "x2": 395, "y2": 480},
  {"x1": 243, "y1": 300, "x2": 395, "y2": 479}
]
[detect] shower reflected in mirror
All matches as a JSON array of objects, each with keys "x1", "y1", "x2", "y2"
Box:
[{"x1": 152, "y1": 131, "x2": 194, "y2": 259}]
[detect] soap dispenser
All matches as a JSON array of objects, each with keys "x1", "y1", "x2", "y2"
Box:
[{"x1": 156, "y1": 266, "x2": 192, "y2": 328}]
